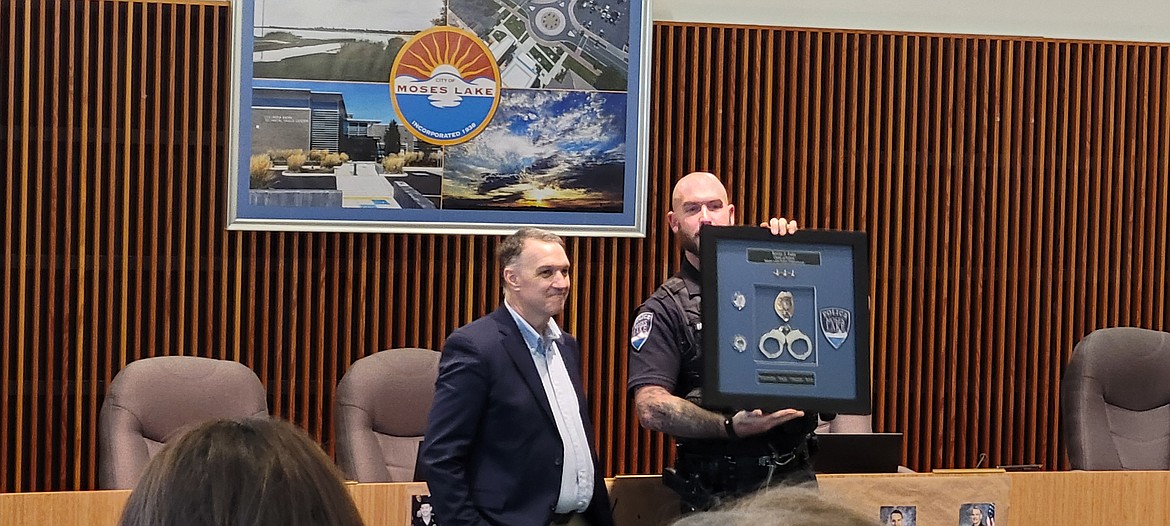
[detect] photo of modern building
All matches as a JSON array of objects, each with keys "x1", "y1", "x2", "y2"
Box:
[{"x1": 249, "y1": 85, "x2": 440, "y2": 210}]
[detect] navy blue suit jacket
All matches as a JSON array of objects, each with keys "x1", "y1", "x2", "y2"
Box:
[{"x1": 421, "y1": 306, "x2": 614, "y2": 526}]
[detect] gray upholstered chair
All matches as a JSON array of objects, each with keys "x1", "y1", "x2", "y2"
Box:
[
  {"x1": 1062, "y1": 327, "x2": 1170, "y2": 470},
  {"x1": 335, "y1": 347, "x2": 440, "y2": 482},
  {"x1": 98, "y1": 356, "x2": 269, "y2": 489}
]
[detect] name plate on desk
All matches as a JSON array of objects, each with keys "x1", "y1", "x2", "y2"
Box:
[{"x1": 700, "y1": 227, "x2": 870, "y2": 414}]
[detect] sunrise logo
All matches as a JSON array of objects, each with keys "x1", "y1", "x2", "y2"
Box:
[{"x1": 390, "y1": 26, "x2": 501, "y2": 145}]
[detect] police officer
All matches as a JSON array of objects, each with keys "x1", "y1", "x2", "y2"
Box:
[{"x1": 628, "y1": 171, "x2": 818, "y2": 511}]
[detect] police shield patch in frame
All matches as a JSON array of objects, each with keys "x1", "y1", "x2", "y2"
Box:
[{"x1": 819, "y1": 307, "x2": 851, "y2": 349}]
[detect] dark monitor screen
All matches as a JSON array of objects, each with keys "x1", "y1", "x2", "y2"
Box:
[{"x1": 813, "y1": 432, "x2": 903, "y2": 474}]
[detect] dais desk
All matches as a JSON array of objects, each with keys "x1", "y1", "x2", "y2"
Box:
[
  {"x1": 1, "y1": 472, "x2": 1167, "y2": 526},
  {"x1": 819, "y1": 471, "x2": 1170, "y2": 526}
]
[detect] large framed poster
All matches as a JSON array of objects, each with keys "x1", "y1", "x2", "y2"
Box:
[
  {"x1": 699, "y1": 226, "x2": 871, "y2": 414},
  {"x1": 226, "y1": 0, "x2": 651, "y2": 236}
]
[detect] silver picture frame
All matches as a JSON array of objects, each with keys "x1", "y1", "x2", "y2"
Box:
[{"x1": 226, "y1": 0, "x2": 652, "y2": 236}]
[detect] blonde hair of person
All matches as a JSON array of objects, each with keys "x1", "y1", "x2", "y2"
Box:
[{"x1": 670, "y1": 484, "x2": 878, "y2": 526}]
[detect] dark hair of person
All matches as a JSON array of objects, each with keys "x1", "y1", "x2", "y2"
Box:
[
  {"x1": 496, "y1": 227, "x2": 565, "y2": 270},
  {"x1": 118, "y1": 418, "x2": 365, "y2": 526}
]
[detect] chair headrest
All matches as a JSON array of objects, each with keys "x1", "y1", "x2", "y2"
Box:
[
  {"x1": 104, "y1": 356, "x2": 268, "y2": 442},
  {"x1": 1071, "y1": 327, "x2": 1170, "y2": 411},
  {"x1": 336, "y1": 348, "x2": 440, "y2": 435}
]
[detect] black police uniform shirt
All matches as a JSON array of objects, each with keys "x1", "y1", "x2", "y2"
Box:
[{"x1": 627, "y1": 257, "x2": 816, "y2": 454}]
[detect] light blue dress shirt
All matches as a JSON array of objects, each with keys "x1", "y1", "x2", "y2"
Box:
[{"x1": 504, "y1": 301, "x2": 595, "y2": 514}]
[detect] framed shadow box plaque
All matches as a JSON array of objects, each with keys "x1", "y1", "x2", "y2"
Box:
[{"x1": 700, "y1": 226, "x2": 870, "y2": 414}]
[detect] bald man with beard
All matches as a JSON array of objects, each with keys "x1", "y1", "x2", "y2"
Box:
[{"x1": 627, "y1": 172, "x2": 817, "y2": 511}]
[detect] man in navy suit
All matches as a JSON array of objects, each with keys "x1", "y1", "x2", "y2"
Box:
[{"x1": 421, "y1": 228, "x2": 614, "y2": 526}]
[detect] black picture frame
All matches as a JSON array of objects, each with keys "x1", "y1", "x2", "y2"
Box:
[{"x1": 700, "y1": 226, "x2": 871, "y2": 414}]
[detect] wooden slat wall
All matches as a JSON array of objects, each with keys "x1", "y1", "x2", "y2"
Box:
[{"x1": 1, "y1": 1, "x2": 1168, "y2": 492}]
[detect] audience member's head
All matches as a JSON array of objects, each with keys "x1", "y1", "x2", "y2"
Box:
[
  {"x1": 119, "y1": 418, "x2": 364, "y2": 526},
  {"x1": 669, "y1": 485, "x2": 878, "y2": 526}
]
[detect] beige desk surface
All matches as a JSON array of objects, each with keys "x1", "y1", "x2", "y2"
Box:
[{"x1": 2, "y1": 471, "x2": 1167, "y2": 526}]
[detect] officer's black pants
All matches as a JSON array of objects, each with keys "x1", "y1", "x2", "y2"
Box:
[{"x1": 668, "y1": 454, "x2": 817, "y2": 513}]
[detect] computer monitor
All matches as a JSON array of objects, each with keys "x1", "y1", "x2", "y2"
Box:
[{"x1": 813, "y1": 432, "x2": 903, "y2": 474}]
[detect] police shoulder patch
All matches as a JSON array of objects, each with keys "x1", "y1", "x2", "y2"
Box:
[{"x1": 630, "y1": 311, "x2": 654, "y2": 352}]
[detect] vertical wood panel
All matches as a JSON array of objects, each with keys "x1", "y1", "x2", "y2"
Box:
[{"x1": 2, "y1": 4, "x2": 1170, "y2": 491}]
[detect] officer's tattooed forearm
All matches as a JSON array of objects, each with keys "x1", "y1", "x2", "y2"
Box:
[{"x1": 634, "y1": 386, "x2": 723, "y2": 439}]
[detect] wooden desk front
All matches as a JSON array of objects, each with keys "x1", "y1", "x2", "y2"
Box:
[
  {"x1": 819, "y1": 471, "x2": 1170, "y2": 525},
  {"x1": 2, "y1": 472, "x2": 1167, "y2": 526}
]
